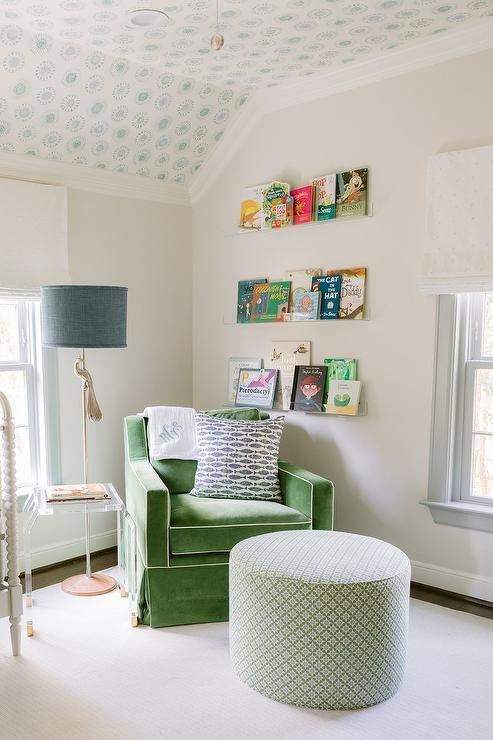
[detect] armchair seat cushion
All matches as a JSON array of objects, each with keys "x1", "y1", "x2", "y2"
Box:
[{"x1": 169, "y1": 494, "x2": 311, "y2": 555}]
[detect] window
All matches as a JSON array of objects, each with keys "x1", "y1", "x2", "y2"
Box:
[
  {"x1": 424, "y1": 293, "x2": 493, "y2": 532},
  {"x1": 459, "y1": 294, "x2": 493, "y2": 503},
  {"x1": 0, "y1": 296, "x2": 47, "y2": 491}
]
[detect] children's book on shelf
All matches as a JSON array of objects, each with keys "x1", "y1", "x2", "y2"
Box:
[
  {"x1": 290, "y1": 186, "x2": 313, "y2": 225},
  {"x1": 326, "y1": 379, "x2": 361, "y2": 416},
  {"x1": 324, "y1": 267, "x2": 366, "y2": 319},
  {"x1": 270, "y1": 195, "x2": 293, "y2": 229},
  {"x1": 312, "y1": 174, "x2": 337, "y2": 221},
  {"x1": 292, "y1": 291, "x2": 321, "y2": 321},
  {"x1": 290, "y1": 365, "x2": 327, "y2": 413},
  {"x1": 263, "y1": 182, "x2": 291, "y2": 229},
  {"x1": 284, "y1": 267, "x2": 323, "y2": 311},
  {"x1": 238, "y1": 183, "x2": 269, "y2": 231},
  {"x1": 237, "y1": 278, "x2": 267, "y2": 323},
  {"x1": 235, "y1": 368, "x2": 278, "y2": 409},
  {"x1": 336, "y1": 169, "x2": 368, "y2": 218},
  {"x1": 251, "y1": 282, "x2": 270, "y2": 322},
  {"x1": 262, "y1": 281, "x2": 291, "y2": 322},
  {"x1": 324, "y1": 358, "x2": 358, "y2": 381},
  {"x1": 323, "y1": 358, "x2": 358, "y2": 403},
  {"x1": 46, "y1": 483, "x2": 110, "y2": 503},
  {"x1": 227, "y1": 357, "x2": 263, "y2": 405},
  {"x1": 270, "y1": 340, "x2": 311, "y2": 410},
  {"x1": 311, "y1": 274, "x2": 342, "y2": 319}
]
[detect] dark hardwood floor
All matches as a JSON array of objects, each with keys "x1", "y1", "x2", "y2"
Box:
[
  {"x1": 410, "y1": 582, "x2": 493, "y2": 620},
  {"x1": 21, "y1": 549, "x2": 493, "y2": 620},
  {"x1": 20, "y1": 548, "x2": 117, "y2": 591}
]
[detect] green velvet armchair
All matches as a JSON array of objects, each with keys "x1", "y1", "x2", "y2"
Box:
[{"x1": 124, "y1": 410, "x2": 334, "y2": 628}]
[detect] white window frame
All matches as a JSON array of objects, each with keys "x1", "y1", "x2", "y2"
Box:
[
  {"x1": 0, "y1": 292, "x2": 61, "y2": 496},
  {"x1": 423, "y1": 294, "x2": 493, "y2": 532}
]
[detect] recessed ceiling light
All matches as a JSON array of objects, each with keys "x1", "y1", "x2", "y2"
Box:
[{"x1": 127, "y1": 9, "x2": 169, "y2": 28}]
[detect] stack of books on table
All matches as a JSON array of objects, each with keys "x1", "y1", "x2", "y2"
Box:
[{"x1": 46, "y1": 483, "x2": 111, "y2": 503}]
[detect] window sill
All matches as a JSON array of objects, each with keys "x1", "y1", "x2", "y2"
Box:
[{"x1": 421, "y1": 499, "x2": 493, "y2": 533}]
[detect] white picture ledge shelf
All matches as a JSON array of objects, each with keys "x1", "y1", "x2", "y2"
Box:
[
  {"x1": 223, "y1": 313, "x2": 370, "y2": 325},
  {"x1": 232, "y1": 203, "x2": 374, "y2": 237},
  {"x1": 223, "y1": 403, "x2": 368, "y2": 418}
]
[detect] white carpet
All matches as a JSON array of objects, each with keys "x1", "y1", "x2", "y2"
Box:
[{"x1": 0, "y1": 570, "x2": 492, "y2": 740}]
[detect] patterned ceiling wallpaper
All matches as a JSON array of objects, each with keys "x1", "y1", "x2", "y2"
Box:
[{"x1": 0, "y1": 0, "x2": 491, "y2": 185}]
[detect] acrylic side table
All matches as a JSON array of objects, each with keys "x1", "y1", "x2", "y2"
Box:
[{"x1": 22, "y1": 484, "x2": 138, "y2": 635}]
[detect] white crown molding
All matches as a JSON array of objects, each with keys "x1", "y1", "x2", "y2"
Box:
[
  {"x1": 189, "y1": 20, "x2": 493, "y2": 203},
  {"x1": 257, "y1": 20, "x2": 493, "y2": 114},
  {"x1": 188, "y1": 97, "x2": 264, "y2": 204},
  {"x1": 0, "y1": 152, "x2": 190, "y2": 206}
]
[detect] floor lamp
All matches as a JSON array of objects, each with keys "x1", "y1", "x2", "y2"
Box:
[{"x1": 41, "y1": 285, "x2": 128, "y2": 596}]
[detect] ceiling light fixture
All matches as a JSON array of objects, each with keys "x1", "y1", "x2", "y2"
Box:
[
  {"x1": 210, "y1": 0, "x2": 224, "y2": 51},
  {"x1": 127, "y1": 8, "x2": 169, "y2": 28}
]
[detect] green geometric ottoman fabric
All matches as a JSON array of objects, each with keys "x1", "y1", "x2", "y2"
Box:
[{"x1": 229, "y1": 530, "x2": 410, "y2": 710}]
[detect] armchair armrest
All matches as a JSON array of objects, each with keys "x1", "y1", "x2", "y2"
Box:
[
  {"x1": 278, "y1": 461, "x2": 334, "y2": 530},
  {"x1": 124, "y1": 415, "x2": 170, "y2": 568}
]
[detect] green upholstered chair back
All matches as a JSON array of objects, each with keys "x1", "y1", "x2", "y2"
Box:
[{"x1": 145, "y1": 408, "x2": 269, "y2": 494}]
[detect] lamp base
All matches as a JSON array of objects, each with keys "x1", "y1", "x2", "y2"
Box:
[{"x1": 61, "y1": 573, "x2": 116, "y2": 596}]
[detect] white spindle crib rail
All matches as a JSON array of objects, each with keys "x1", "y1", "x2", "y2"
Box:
[{"x1": 0, "y1": 391, "x2": 22, "y2": 655}]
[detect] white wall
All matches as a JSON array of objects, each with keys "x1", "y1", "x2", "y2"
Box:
[
  {"x1": 25, "y1": 189, "x2": 192, "y2": 568},
  {"x1": 192, "y1": 49, "x2": 493, "y2": 600}
]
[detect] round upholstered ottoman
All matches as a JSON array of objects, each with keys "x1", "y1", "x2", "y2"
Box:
[{"x1": 229, "y1": 530, "x2": 410, "y2": 710}]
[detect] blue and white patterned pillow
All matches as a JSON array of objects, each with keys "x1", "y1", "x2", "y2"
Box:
[{"x1": 190, "y1": 413, "x2": 285, "y2": 501}]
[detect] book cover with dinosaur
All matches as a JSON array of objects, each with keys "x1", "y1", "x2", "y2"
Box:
[
  {"x1": 290, "y1": 186, "x2": 313, "y2": 225},
  {"x1": 312, "y1": 174, "x2": 336, "y2": 221},
  {"x1": 227, "y1": 357, "x2": 263, "y2": 404},
  {"x1": 271, "y1": 340, "x2": 311, "y2": 410},
  {"x1": 326, "y1": 379, "x2": 361, "y2": 415},
  {"x1": 324, "y1": 267, "x2": 366, "y2": 319},
  {"x1": 336, "y1": 168, "x2": 368, "y2": 218},
  {"x1": 284, "y1": 267, "x2": 323, "y2": 311},
  {"x1": 261, "y1": 281, "x2": 291, "y2": 322},
  {"x1": 250, "y1": 282, "x2": 270, "y2": 322},
  {"x1": 235, "y1": 368, "x2": 278, "y2": 409},
  {"x1": 237, "y1": 278, "x2": 267, "y2": 323},
  {"x1": 238, "y1": 183, "x2": 269, "y2": 231},
  {"x1": 311, "y1": 274, "x2": 342, "y2": 319}
]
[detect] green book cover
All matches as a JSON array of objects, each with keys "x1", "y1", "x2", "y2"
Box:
[
  {"x1": 261, "y1": 281, "x2": 291, "y2": 322},
  {"x1": 263, "y1": 182, "x2": 290, "y2": 228},
  {"x1": 323, "y1": 358, "x2": 358, "y2": 402},
  {"x1": 336, "y1": 169, "x2": 368, "y2": 218}
]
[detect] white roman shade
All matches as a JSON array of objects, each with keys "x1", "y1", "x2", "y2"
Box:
[
  {"x1": 0, "y1": 178, "x2": 69, "y2": 290},
  {"x1": 419, "y1": 144, "x2": 493, "y2": 294}
]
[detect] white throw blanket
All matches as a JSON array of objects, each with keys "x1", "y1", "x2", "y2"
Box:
[{"x1": 143, "y1": 406, "x2": 198, "y2": 460}]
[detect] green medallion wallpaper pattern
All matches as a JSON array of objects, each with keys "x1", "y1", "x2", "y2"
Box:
[{"x1": 0, "y1": 1, "x2": 490, "y2": 185}]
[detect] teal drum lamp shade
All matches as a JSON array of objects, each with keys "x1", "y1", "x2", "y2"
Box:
[
  {"x1": 41, "y1": 285, "x2": 127, "y2": 348},
  {"x1": 40, "y1": 284, "x2": 128, "y2": 598}
]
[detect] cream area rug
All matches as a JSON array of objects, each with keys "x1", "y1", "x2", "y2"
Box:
[{"x1": 0, "y1": 570, "x2": 492, "y2": 740}]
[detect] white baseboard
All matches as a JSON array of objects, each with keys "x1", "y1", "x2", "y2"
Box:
[
  {"x1": 18, "y1": 529, "x2": 117, "y2": 573},
  {"x1": 412, "y1": 560, "x2": 493, "y2": 603}
]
